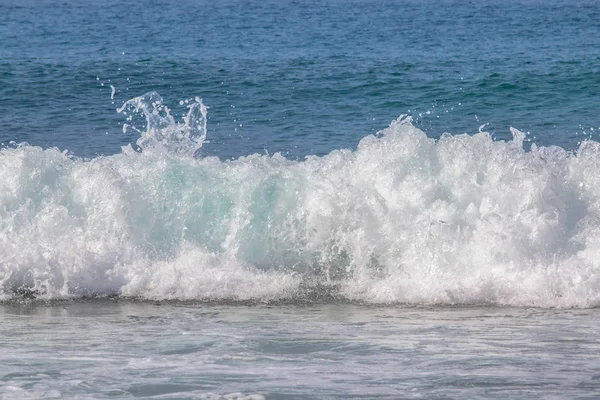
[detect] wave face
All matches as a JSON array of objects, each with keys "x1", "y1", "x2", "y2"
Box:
[{"x1": 2, "y1": 94, "x2": 600, "y2": 307}]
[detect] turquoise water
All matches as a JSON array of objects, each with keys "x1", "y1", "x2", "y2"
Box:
[{"x1": 2, "y1": 0, "x2": 600, "y2": 398}]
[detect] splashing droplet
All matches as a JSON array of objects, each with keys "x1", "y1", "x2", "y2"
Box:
[{"x1": 117, "y1": 92, "x2": 208, "y2": 158}]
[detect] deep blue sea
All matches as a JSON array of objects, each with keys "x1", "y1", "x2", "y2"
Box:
[
  {"x1": 2, "y1": 0, "x2": 600, "y2": 158},
  {"x1": 2, "y1": 0, "x2": 600, "y2": 398}
]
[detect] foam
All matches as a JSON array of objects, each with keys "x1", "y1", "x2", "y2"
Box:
[{"x1": 1, "y1": 93, "x2": 600, "y2": 307}]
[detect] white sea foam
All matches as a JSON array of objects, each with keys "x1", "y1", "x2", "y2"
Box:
[{"x1": 1, "y1": 93, "x2": 600, "y2": 307}]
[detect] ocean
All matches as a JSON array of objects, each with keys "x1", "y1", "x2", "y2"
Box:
[{"x1": 1, "y1": 0, "x2": 600, "y2": 398}]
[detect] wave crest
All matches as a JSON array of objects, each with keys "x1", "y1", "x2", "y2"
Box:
[{"x1": 1, "y1": 94, "x2": 600, "y2": 307}]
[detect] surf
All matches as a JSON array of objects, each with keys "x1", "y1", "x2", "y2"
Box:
[{"x1": 1, "y1": 92, "x2": 599, "y2": 307}]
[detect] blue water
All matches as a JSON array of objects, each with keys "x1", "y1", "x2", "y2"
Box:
[
  {"x1": 2, "y1": 1, "x2": 600, "y2": 398},
  {"x1": 2, "y1": 0, "x2": 599, "y2": 159}
]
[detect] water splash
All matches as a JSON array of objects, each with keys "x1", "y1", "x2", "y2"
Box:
[
  {"x1": 117, "y1": 92, "x2": 208, "y2": 158},
  {"x1": 2, "y1": 93, "x2": 600, "y2": 307}
]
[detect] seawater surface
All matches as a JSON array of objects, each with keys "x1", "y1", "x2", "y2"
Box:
[
  {"x1": 2, "y1": 0, "x2": 600, "y2": 398},
  {"x1": 2, "y1": 302, "x2": 600, "y2": 399},
  {"x1": 2, "y1": 0, "x2": 600, "y2": 158}
]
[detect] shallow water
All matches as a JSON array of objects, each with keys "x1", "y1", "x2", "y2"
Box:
[{"x1": 2, "y1": 301, "x2": 600, "y2": 399}]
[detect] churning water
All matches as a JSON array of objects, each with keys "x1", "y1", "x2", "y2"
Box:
[{"x1": 2, "y1": 0, "x2": 600, "y2": 398}]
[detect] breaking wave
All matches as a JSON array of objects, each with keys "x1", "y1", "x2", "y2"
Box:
[{"x1": 2, "y1": 92, "x2": 600, "y2": 307}]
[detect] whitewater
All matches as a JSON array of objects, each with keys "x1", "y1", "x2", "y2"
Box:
[
  {"x1": 1, "y1": 92, "x2": 599, "y2": 308},
  {"x1": 4, "y1": 1, "x2": 600, "y2": 398}
]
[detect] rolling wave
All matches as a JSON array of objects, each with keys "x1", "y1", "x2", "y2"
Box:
[{"x1": 1, "y1": 93, "x2": 599, "y2": 307}]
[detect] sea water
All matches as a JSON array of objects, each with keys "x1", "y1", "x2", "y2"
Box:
[
  {"x1": 2, "y1": 302, "x2": 600, "y2": 399},
  {"x1": 1, "y1": 0, "x2": 600, "y2": 398}
]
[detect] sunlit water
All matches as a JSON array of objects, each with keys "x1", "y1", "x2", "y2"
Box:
[{"x1": 2, "y1": 0, "x2": 600, "y2": 398}]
